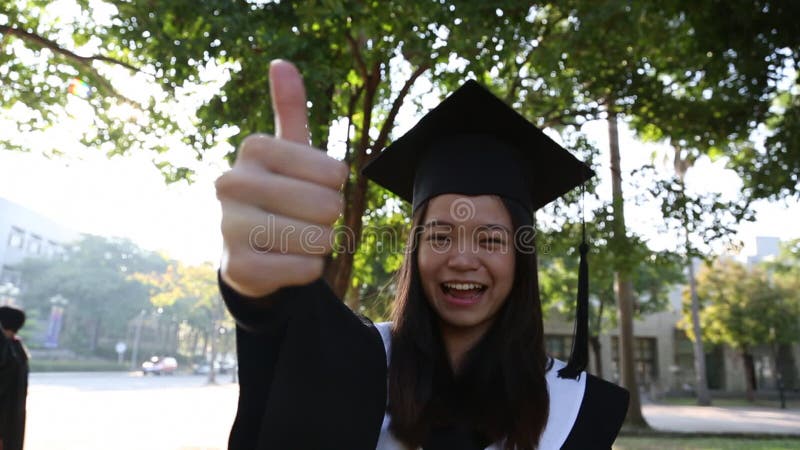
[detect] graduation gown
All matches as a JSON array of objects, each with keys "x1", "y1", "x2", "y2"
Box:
[
  {"x1": 221, "y1": 276, "x2": 629, "y2": 450},
  {"x1": 0, "y1": 328, "x2": 28, "y2": 450}
]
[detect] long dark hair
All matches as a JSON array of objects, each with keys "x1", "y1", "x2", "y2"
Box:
[{"x1": 388, "y1": 197, "x2": 550, "y2": 450}]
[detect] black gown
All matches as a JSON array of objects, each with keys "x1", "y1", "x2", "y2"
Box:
[
  {"x1": 220, "y1": 276, "x2": 629, "y2": 450},
  {"x1": 0, "y1": 328, "x2": 28, "y2": 450}
]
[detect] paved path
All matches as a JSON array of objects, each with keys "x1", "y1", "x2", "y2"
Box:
[
  {"x1": 25, "y1": 372, "x2": 238, "y2": 450},
  {"x1": 642, "y1": 403, "x2": 800, "y2": 435},
  {"x1": 23, "y1": 372, "x2": 800, "y2": 450}
]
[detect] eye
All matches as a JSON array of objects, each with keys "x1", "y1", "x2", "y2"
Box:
[
  {"x1": 479, "y1": 234, "x2": 508, "y2": 250},
  {"x1": 480, "y1": 237, "x2": 503, "y2": 245},
  {"x1": 426, "y1": 234, "x2": 451, "y2": 248}
]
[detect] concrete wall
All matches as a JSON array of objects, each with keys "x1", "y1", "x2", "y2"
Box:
[{"x1": 543, "y1": 306, "x2": 689, "y2": 396}]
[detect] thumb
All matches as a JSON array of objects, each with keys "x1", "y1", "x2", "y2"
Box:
[{"x1": 269, "y1": 60, "x2": 310, "y2": 145}]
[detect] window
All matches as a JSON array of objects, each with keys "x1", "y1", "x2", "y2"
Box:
[
  {"x1": 545, "y1": 334, "x2": 573, "y2": 361},
  {"x1": 7, "y1": 227, "x2": 24, "y2": 249},
  {"x1": 612, "y1": 336, "x2": 658, "y2": 385},
  {"x1": 28, "y1": 234, "x2": 42, "y2": 254},
  {"x1": 45, "y1": 240, "x2": 59, "y2": 257}
]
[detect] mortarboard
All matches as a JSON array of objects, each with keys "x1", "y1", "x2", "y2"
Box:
[{"x1": 361, "y1": 80, "x2": 592, "y2": 379}]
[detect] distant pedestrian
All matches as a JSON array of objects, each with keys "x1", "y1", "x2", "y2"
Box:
[{"x1": 0, "y1": 306, "x2": 28, "y2": 450}]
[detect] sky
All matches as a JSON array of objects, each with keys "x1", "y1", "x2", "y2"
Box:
[{"x1": 2, "y1": 1, "x2": 798, "y2": 266}]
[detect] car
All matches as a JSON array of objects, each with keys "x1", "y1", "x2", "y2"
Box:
[
  {"x1": 141, "y1": 356, "x2": 178, "y2": 375},
  {"x1": 192, "y1": 358, "x2": 236, "y2": 375}
]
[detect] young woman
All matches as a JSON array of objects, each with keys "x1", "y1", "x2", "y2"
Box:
[{"x1": 216, "y1": 60, "x2": 628, "y2": 450}]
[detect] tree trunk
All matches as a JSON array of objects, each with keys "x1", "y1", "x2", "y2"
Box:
[
  {"x1": 189, "y1": 330, "x2": 199, "y2": 358},
  {"x1": 328, "y1": 174, "x2": 369, "y2": 302},
  {"x1": 607, "y1": 111, "x2": 648, "y2": 428},
  {"x1": 674, "y1": 145, "x2": 712, "y2": 406},
  {"x1": 90, "y1": 317, "x2": 101, "y2": 353},
  {"x1": 130, "y1": 311, "x2": 145, "y2": 370},
  {"x1": 171, "y1": 321, "x2": 180, "y2": 355},
  {"x1": 589, "y1": 335, "x2": 603, "y2": 378},
  {"x1": 324, "y1": 73, "x2": 377, "y2": 302},
  {"x1": 687, "y1": 258, "x2": 712, "y2": 405},
  {"x1": 207, "y1": 322, "x2": 218, "y2": 385},
  {"x1": 777, "y1": 343, "x2": 798, "y2": 390},
  {"x1": 591, "y1": 295, "x2": 608, "y2": 378},
  {"x1": 743, "y1": 351, "x2": 756, "y2": 402},
  {"x1": 323, "y1": 64, "x2": 427, "y2": 303},
  {"x1": 199, "y1": 331, "x2": 208, "y2": 362}
]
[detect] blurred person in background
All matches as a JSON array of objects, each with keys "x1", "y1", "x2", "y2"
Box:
[{"x1": 0, "y1": 306, "x2": 28, "y2": 450}]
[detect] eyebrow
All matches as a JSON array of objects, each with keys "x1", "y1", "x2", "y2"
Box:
[
  {"x1": 476, "y1": 224, "x2": 512, "y2": 234},
  {"x1": 422, "y1": 220, "x2": 511, "y2": 234},
  {"x1": 423, "y1": 220, "x2": 455, "y2": 229}
]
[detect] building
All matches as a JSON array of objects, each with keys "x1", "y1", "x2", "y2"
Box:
[
  {"x1": 544, "y1": 294, "x2": 686, "y2": 397},
  {"x1": 0, "y1": 196, "x2": 78, "y2": 302},
  {"x1": 544, "y1": 236, "x2": 800, "y2": 397}
]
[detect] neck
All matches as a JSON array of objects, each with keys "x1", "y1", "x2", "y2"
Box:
[{"x1": 439, "y1": 320, "x2": 492, "y2": 372}]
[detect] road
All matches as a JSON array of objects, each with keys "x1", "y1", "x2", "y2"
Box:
[
  {"x1": 25, "y1": 371, "x2": 238, "y2": 450},
  {"x1": 23, "y1": 372, "x2": 800, "y2": 450}
]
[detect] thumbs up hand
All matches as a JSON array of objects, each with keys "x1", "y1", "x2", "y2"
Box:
[{"x1": 216, "y1": 60, "x2": 348, "y2": 298}]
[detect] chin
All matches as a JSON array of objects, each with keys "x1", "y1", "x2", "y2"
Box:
[{"x1": 435, "y1": 308, "x2": 493, "y2": 331}]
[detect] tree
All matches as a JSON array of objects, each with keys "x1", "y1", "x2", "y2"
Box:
[
  {"x1": 508, "y1": 0, "x2": 790, "y2": 425},
  {"x1": 6, "y1": 1, "x2": 797, "y2": 417},
  {"x1": 0, "y1": 0, "x2": 192, "y2": 179},
  {"x1": 102, "y1": 0, "x2": 552, "y2": 301},
  {"x1": 539, "y1": 204, "x2": 684, "y2": 378},
  {"x1": 691, "y1": 257, "x2": 800, "y2": 401},
  {"x1": 641, "y1": 147, "x2": 756, "y2": 406},
  {"x1": 134, "y1": 261, "x2": 232, "y2": 383},
  {"x1": 671, "y1": 0, "x2": 800, "y2": 202},
  {"x1": 16, "y1": 234, "x2": 167, "y2": 355},
  {"x1": 764, "y1": 239, "x2": 800, "y2": 390}
]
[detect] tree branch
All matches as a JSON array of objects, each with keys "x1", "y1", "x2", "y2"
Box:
[
  {"x1": 343, "y1": 83, "x2": 364, "y2": 167},
  {"x1": 0, "y1": 24, "x2": 141, "y2": 73},
  {"x1": 0, "y1": 24, "x2": 148, "y2": 106},
  {"x1": 369, "y1": 63, "x2": 429, "y2": 164},
  {"x1": 345, "y1": 31, "x2": 368, "y2": 78}
]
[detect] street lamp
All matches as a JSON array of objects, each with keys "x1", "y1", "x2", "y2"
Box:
[{"x1": 0, "y1": 282, "x2": 20, "y2": 306}]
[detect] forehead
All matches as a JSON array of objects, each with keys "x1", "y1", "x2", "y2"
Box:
[{"x1": 423, "y1": 194, "x2": 512, "y2": 227}]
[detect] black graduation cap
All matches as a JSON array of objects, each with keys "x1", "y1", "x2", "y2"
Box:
[{"x1": 361, "y1": 80, "x2": 591, "y2": 379}]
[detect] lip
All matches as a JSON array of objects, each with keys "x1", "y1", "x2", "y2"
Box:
[{"x1": 439, "y1": 282, "x2": 486, "y2": 307}]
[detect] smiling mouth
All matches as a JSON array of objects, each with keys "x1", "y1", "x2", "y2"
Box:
[{"x1": 441, "y1": 282, "x2": 487, "y2": 300}]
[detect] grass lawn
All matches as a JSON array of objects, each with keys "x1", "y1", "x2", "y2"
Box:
[{"x1": 614, "y1": 437, "x2": 800, "y2": 450}]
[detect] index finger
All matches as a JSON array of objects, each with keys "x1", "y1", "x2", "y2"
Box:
[{"x1": 269, "y1": 60, "x2": 310, "y2": 145}]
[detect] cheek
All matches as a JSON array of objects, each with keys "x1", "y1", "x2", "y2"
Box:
[
  {"x1": 489, "y1": 253, "x2": 516, "y2": 296},
  {"x1": 417, "y1": 249, "x2": 439, "y2": 291}
]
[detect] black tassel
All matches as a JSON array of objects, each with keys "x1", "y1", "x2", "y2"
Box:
[{"x1": 558, "y1": 187, "x2": 589, "y2": 380}]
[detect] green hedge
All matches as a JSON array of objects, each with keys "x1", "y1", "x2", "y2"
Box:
[{"x1": 29, "y1": 360, "x2": 130, "y2": 372}]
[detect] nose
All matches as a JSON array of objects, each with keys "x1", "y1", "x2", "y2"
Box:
[{"x1": 447, "y1": 248, "x2": 481, "y2": 271}]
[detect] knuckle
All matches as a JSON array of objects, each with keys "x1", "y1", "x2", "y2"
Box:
[
  {"x1": 332, "y1": 160, "x2": 349, "y2": 186},
  {"x1": 317, "y1": 191, "x2": 343, "y2": 224},
  {"x1": 238, "y1": 133, "x2": 274, "y2": 161},
  {"x1": 214, "y1": 171, "x2": 233, "y2": 198}
]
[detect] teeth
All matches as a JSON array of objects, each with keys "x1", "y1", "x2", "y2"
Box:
[{"x1": 443, "y1": 282, "x2": 484, "y2": 291}]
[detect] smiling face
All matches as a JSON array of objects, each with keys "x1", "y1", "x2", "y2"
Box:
[{"x1": 417, "y1": 194, "x2": 516, "y2": 337}]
